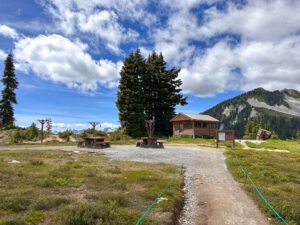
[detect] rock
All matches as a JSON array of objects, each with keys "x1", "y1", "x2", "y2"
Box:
[{"x1": 8, "y1": 160, "x2": 20, "y2": 164}]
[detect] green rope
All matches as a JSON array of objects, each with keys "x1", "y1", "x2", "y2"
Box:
[
  {"x1": 135, "y1": 176, "x2": 174, "y2": 225},
  {"x1": 232, "y1": 150, "x2": 289, "y2": 225}
]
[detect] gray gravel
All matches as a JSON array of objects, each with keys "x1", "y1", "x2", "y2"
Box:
[
  {"x1": 101, "y1": 145, "x2": 269, "y2": 225},
  {"x1": 0, "y1": 145, "x2": 269, "y2": 225}
]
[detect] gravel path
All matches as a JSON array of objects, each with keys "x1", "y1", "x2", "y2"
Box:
[{"x1": 0, "y1": 145, "x2": 269, "y2": 225}]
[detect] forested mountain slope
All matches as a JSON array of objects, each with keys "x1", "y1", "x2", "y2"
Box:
[{"x1": 204, "y1": 88, "x2": 300, "y2": 139}]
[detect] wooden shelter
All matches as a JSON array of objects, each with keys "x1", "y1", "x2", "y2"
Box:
[{"x1": 170, "y1": 113, "x2": 219, "y2": 138}]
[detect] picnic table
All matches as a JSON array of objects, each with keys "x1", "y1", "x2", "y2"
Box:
[
  {"x1": 78, "y1": 137, "x2": 111, "y2": 149},
  {"x1": 136, "y1": 137, "x2": 164, "y2": 148}
]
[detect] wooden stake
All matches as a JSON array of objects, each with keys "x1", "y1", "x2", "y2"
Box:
[
  {"x1": 38, "y1": 119, "x2": 48, "y2": 143},
  {"x1": 89, "y1": 122, "x2": 100, "y2": 134}
]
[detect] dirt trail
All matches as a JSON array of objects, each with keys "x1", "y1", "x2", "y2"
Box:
[{"x1": 0, "y1": 145, "x2": 269, "y2": 225}]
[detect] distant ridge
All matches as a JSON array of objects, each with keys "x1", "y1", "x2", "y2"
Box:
[{"x1": 203, "y1": 88, "x2": 300, "y2": 139}]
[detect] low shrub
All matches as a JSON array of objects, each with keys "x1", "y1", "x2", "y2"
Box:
[
  {"x1": 30, "y1": 159, "x2": 44, "y2": 166},
  {"x1": 25, "y1": 211, "x2": 45, "y2": 225},
  {"x1": 34, "y1": 197, "x2": 70, "y2": 210},
  {"x1": 60, "y1": 201, "x2": 152, "y2": 225},
  {"x1": 0, "y1": 196, "x2": 31, "y2": 212},
  {"x1": 0, "y1": 219, "x2": 26, "y2": 225}
]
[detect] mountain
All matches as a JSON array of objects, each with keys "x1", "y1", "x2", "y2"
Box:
[{"x1": 203, "y1": 88, "x2": 300, "y2": 139}]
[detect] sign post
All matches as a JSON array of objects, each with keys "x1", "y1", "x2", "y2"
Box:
[{"x1": 216, "y1": 130, "x2": 235, "y2": 148}]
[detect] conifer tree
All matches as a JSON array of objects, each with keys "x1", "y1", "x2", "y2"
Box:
[
  {"x1": 46, "y1": 118, "x2": 52, "y2": 133},
  {"x1": 143, "y1": 52, "x2": 187, "y2": 136},
  {"x1": 0, "y1": 54, "x2": 18, "y2": 127},
  {"x1": 27, "y1": 123, "x2": 39, "y2": 140},
  {"x1": 116, "y1": 50, "x2": 146, "y2": 138}
]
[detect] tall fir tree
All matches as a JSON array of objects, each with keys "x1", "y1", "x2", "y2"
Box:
[
  {"x1": 0, "y1": 54, "x2": 18, "y2": 127},
  {"x1": 143, "y1": 52, "x2": 187, "y2": 136},
  {"x1": 116, "y1": 50, "x2": 146, "y2": 138},
  {"x1": 46, "y1": 118, "x2": 52, "y2": 133}
]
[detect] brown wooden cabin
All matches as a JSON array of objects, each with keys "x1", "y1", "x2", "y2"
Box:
[{"x1": 170, "y1": 113, "x2": 219, "y2": 138}]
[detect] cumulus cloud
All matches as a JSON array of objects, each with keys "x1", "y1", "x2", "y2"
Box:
[
  {"x1": 14, "y1": 34, "x2": 122, "y2": 93},
  {"x1": 40, "y1": 0, "x2": 150, "y2": 53},
  {"x1": 53, "y1": 123, "x2": 88, "y2": 129},
  {"x1": 0, "y1": 49, "x2": 7, "y2": 60},
  {"x1": 0, "y1": 25, "x2": 19, "y2": 39},
  {"x1": 200, "y1": 0, "x2": 300, "y2": 41},
  {"x1": 53, "y1": 122, "x2": 119, "y2": 131},
  {"x1": 4, "y1": 0, "x2": 300, "y2": 97},
  {"x1": 153, "y1": 0, "x2": 300, "y2": 96},
  {"x1": 180, "y1": 42, "x2": 238, "y2": 97}
]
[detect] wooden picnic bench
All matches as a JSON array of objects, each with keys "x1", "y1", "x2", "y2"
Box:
[
  {"x1": 78, "y1": 137, "x2": 111, "y2": 149},
  {"x1": 136, "y1": 137, "x2": 164, "y2": 148}
]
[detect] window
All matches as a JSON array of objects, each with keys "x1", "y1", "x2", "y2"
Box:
[{"x1": 183, "y1": 121, "x2": 192, "y2": 129}]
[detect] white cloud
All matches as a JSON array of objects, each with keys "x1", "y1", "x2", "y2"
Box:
[
  {"x1": 179, "y1": 41, "x2": 238, "y2": 97},
  {"x1": 151, "y1": 0, "x2": 300, "y2": 96},
  {"x1": 0, "y1": 25, "x2": 19, "y2": 39},
  {"x1": 14, "y1": 34, "x2": 122, "y2": 93},
  {"x1": 101, "y1": 122, "x2": 119, "y2": 130},
  {"x1": 53, "y1": 122, "x2": 88, "y2": 129},
  {"x1": 40, "y1": 0, "x2": 149, "y2": 53},
  {"x1": 200, "y1": 0, "x2": 300, "y2": 41},
  {"x1": 52, "y1": 122, "x2": 119, "y2": 131},
  {"x1": 181, "y1": 36, "x2": 300, "y2": 96},
  {"x1": 0, "y1": 49, "x2": 7, "y2": 60}
]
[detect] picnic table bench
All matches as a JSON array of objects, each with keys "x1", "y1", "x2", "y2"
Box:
[
  {"x1": 78, "y1": 137, "x2": 111, "y2": 149},
  {"x1": 136, "y1": 137, "x2": 164, "y2": 148}
]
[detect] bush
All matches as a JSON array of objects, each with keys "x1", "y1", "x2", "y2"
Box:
[
  {"x1": 8, "y1": 123, "x2": 40, "y2": 144},
  {"x1": 24, "y1": 211, "x2": 45, "y2": 225},
  {"x1": 60, "y1": 201, "x2": 149, "y2": 225},
  {"x1": 0, "y1": 196, "x2": 31, "y2": 212},
  {"x1": 296, "y1": 131, "x2": 300, "y2": 140},
  {"x1": 0, "y1": 219, "x2": 26, "y2": 225},
  {"x1": 34, "y1": 197, "x2": 70, "y2": 210},
  {"x1": 78, "y1": 128, "x2": 107, "y2": 138},
  {"x1": 58, "y1": 130, "x2": 73, "y2": 141},
  {"x1": 30, "y1": 160, "x2": 44, "y2": 166},
  {"x1": 109, "y1": 128, "x2": 130, "y2": 141}
]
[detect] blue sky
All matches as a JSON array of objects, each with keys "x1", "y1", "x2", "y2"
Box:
[{"x1": 0, "y1": 0, "x2": 300, "y2": 131}]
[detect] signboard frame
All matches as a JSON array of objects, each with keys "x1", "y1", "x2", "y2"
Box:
[{"x1": 216, "y1": 130, "x2": 235, "y2": 148}]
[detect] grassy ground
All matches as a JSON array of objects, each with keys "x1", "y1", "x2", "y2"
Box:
[
  {"x1": 0, "y1": 150, "x2": 183, "y2": 225},
  {"x1": 225, "y1": 145, "x2": 300, "y2": 225},
  {"x1": 3, "y1": 137, "x2": 216, "y2": 147},
  {"x1": 245, "y1": 140, "x2": 300, "y2": 152},
  {"x1": 5, "y1": 141, "x2": 78, "y2": 147},
  {"x1": 165, "y1": 137, "x2": 215, "y2": 146}
]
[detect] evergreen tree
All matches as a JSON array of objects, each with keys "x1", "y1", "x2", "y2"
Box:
[
  {"x1": 0, "y1": 54, "x2": 18, "y2": 127},
  {"x1": 143, "y1": 52, "x2": 187, "y2": 136},
  {"x1": 117, "y1": 50, "x2": 187, "y2": 138},
  {"x1": 46, "y1": 118, "x2": 52, "y2": 133},
  {"x1": 116, "y1": 50, "x2": 146, "y2": 138},
  {"x1": 27, "y1": 123, "x2": 39, "y2": 140},
  {"x1": 296, "y1": 131, "x2": 300, "y2": 140}
]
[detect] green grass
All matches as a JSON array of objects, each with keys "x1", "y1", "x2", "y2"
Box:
[
  {"x1": 0, "y1": 150, "x2": 183, "y2": 225},
  {"x1": 5, "y1": 141, "x2": 77, "y2": 147},
  {"x1": 225, "y1": 145, "x2": 300, "y2": 225},
  {"x1": 109, "y1": 139, "x2": 137, "y2": 145},
  {"x1": 245, "y1": 140, "x2": 300, "y2": 152},
  {"x1": 165, "y1": 137, "x2": 215, "y2": 146}
]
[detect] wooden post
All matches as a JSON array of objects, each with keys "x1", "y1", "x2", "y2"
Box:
[
  {"x1": 38, "y1": 119, "x2": 48, "y2": 143},
  {"x1": 192, "y1": 121, "x2": 195, "y2": 139},
  {"x1": 89, "y1": 122, "x2": 100, "y2": 134}
]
